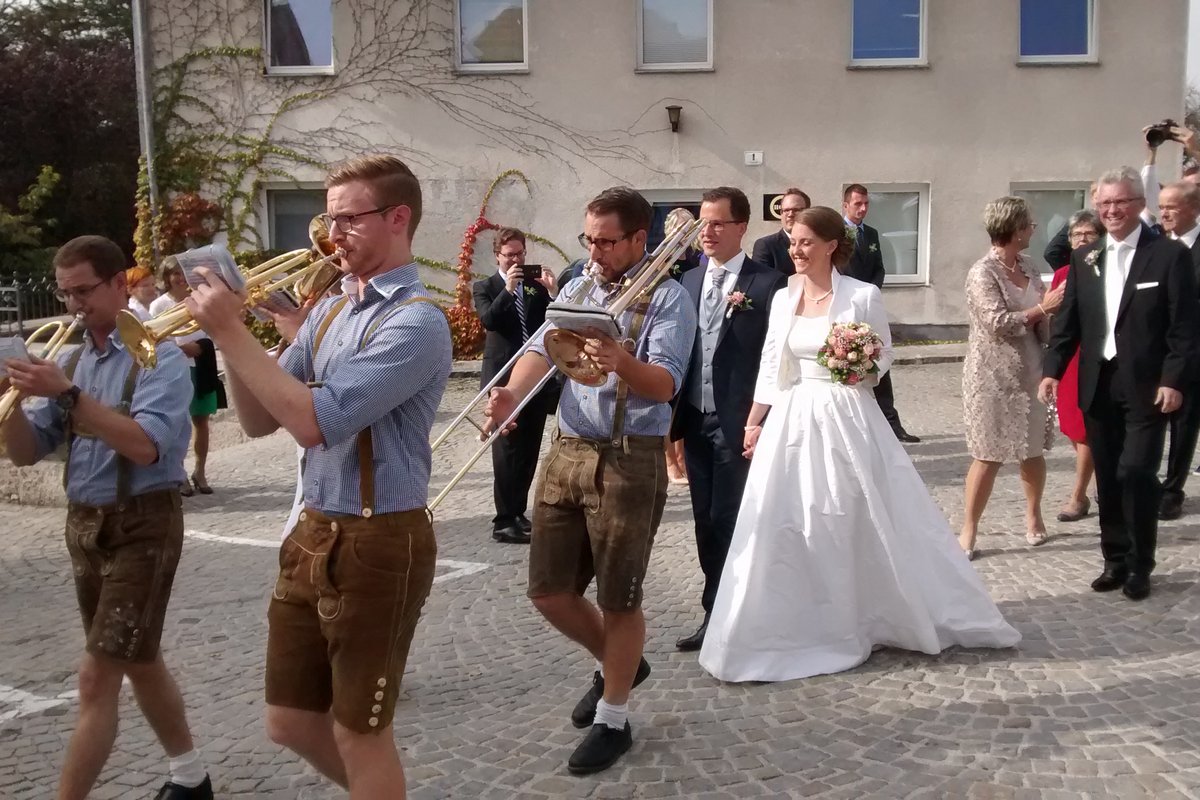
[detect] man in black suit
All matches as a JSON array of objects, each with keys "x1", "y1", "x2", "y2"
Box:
[
  {"x1": 752, "y1": 187, "x2": 809, "y2": 276},
  {"x1": 472, "y1": 227, "x2": 556, "y2": 543},
  {"x1": 842, "y1": 183, "x2": 920, "y2": 443},
  {"x1": 671, "y1": 187, "x2": 785, "y2": 651},
  {"x1": 1042, "y1": 167, "x2": 1200, "y2": 601},
  {"x1": 1155, "y1": 181, "x2": 1200, "y2": 520}
]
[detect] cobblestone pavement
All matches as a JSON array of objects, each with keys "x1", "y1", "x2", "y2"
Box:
[{"x1": 3, "y1": 363, "x2": 1200, "y2": 799}]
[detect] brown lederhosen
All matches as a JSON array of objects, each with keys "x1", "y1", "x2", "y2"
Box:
[
  {"x1": 527, "y1": 279, "x2": 670, "y2": 611},
  {"x1": 264, "y1": 295, "x2": 439, "y2": 734},
  {"x1": 61, "y1": 346, "x2": 184, "y2": 663}
]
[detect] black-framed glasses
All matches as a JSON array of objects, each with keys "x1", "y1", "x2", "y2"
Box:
[
  {"x1": 54, "y1": 279, "x2": 109, "y2": 303},
  {"x1": 780, "y1": 207, "x2": 806, "y2": 216},
  {"x1": 701, "y1": 219, "x2": 742, "y2": 233},
  {"x1": 320, "y1": 205, "x2": 398, "y2": 233},
  {"x1": 578, "y1": 231, "x2": 635, "y2": 252}
]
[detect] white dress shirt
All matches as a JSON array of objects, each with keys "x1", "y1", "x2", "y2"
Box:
[
  {"x1": 1172, "y1": 222, "x2": 1200, "y2": 250},
  {"x1": 1101, "y1": 225, "x2": 1142, "y2": 361}
]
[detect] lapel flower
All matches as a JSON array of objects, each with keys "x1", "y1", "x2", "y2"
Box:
[
  {"x1": 868, "y1": 243, "x2": 878, "y2": 253},
  {"x1": 523, "y1": 284, "x2": 539, "y2": 297},
  {"x1": 1084, "y1": 249, "x2": 1100, "y2": 276},
  {"x1": 725, "y1": 290, "x2": 752, "y2": 319}
]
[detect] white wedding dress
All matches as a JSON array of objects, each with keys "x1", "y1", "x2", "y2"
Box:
[{"x1": 699, "y1": 308, "x2": 1020, "y2": 684}]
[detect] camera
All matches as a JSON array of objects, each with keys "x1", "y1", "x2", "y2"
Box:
[
  {"x1": 522, "y1": 264, "x2": 542, "y2": 280},
  {"x1": 1146, "y1": 119, "x2": 1179, "y2": 147}
]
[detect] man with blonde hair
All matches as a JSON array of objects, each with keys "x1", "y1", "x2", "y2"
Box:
[
  {"x1": 188, "y1": 155, "x2": 452, "y2": 798},
  {"x1": 1042, "y1": 167, "x2": 1199, "y2": 602}
]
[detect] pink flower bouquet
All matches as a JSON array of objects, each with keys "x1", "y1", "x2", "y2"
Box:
[{"x1": 816, "y1": 322, "x2": 884, "y2": 385}]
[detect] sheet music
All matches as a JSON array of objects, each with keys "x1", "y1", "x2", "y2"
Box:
[{"x1": 0, "y1": 337, "x2": 30, "y2": 379}]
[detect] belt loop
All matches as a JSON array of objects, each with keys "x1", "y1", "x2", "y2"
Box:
[{"x1": 622, "y1": 435, "x2": 631, "y2": 455}]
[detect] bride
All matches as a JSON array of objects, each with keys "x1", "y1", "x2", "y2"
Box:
[{"x1": 698, "y1": 207, "x2": 1020, "y2": 683}]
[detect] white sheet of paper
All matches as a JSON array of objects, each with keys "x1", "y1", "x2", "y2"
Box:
[{"x1": 0, "y1": 337, "x2": 30, "y2": 379}]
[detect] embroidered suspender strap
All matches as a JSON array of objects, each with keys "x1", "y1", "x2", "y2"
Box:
[
  {"x1": 609, "y1": 278, "x2": 667, "y2": 450},
  {"x1": 61, "y1": 346, "x2": 86, "y2": 491}
]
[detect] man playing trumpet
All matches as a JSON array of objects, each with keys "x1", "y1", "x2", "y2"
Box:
[
  {"x1": 1, "y1": 236, "x2": 210, "y2": 799},
  {"x1": 485, "y1": 187, "x2": 697, "y2": 775},
  {"x1": 186, "y1": 155, "x2": 452, "y2": 799}
]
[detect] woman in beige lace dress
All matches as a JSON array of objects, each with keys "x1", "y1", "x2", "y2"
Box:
[{"x1": 959, "y1": 197, "x2": 1065, "y2": 559}]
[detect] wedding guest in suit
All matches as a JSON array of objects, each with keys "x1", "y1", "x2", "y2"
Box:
[
  {"x1": 1155, "y1": 181, "x2": 1200, "y2": 520},
  {"x1": 959, "y1": 197, "x2": 1064, "y2": 560},
  {"x1": 670, "y1": 187, "x2": 784, "y2": 652},
  {"x1": 1042, "y1": 167, "x2": 1200, "y2": 600},
  {"x1": 472, "y1": 227, "x2": 557, "y2": 544},
  {"x1": 752, "y1": 187, "x2": 809, "y2": 276},
  {"x1": 842, "y1": 184, "x2": 919, "y2": 443},
  {"x1": 1050, "y1": 210, "x2": 1104, "y2": 523}
]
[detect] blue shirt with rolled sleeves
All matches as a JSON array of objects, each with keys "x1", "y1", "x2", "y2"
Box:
[
  {"x1": 528, "y1": 260, "x2": 696, "y2": 440},
  {"x1": 279, "y1": 263, "x2": 452, "y2": 516},
  {"x1": 26, "y1": 332, "x2": 191, "y2": 506}
]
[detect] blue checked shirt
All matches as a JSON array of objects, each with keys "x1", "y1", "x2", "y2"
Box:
[
  {"x1": 279, "y1": 263, "x2": 452, "y2": 515},
  {"x1": 528, "y1": 259, "x2": 696, "y2": 440},
  {"x1": 27, "y1": 332, "x2": 191, "y2": 506}
]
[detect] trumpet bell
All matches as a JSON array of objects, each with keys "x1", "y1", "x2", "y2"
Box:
[
  {"x1": 116, "y1": 309, "x2": 160, "y2": 369},
  {"x1": 544, "y1": 329, "x2": 608, "y2": 387}
]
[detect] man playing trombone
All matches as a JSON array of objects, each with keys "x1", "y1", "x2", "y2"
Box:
[
  {"x1": 485, "y1": 187, "x2": 697, "y2": 775},
  {"x1": 1, "y1": 236, "x2": 211, "y2": 799},
  {"x1": 186, "y1": 155, "x2": 452, "y2": 800}
]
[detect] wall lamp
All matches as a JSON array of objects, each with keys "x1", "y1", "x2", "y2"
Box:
[{"x1": 665, "y1": 104, "x2": 682, "y2": 133}]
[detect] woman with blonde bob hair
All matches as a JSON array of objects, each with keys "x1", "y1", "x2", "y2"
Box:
[
  {"x1": 698, "y1": 206, "x2": 1018, "y2": 684},
  {"x1": 959, "y1": 196, "x2": 1065, "y2": 559}
]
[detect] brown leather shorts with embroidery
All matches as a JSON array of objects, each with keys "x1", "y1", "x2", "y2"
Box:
[
  {"x1": 64, "y1": 490, "x2": 184, "y2": 664},
  {"x1": 265, "y1": 506, "x2": 437, "y2": 734},
  {"x1": 528, "y1": 435, "x2": 668, "y2": 612}
]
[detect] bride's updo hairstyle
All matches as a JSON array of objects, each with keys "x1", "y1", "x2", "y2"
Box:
[{"x1": 795, "y1": 207, "x2": 854, "y2": 271}]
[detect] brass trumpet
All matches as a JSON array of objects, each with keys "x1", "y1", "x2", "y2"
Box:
[
  {"x1": 116, "y1": 217, "x2": 344, "y2": 369},
  {"x1": 0, "y1": 314, "x2": 83, "y2": 427}
]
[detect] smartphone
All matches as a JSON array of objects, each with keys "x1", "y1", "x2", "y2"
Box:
[{"x1": 522, "y1": 264, "x2": 543, "y2": 280}]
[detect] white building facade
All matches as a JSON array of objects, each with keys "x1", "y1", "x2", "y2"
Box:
[{"x1": 150, "y1": 0, "x2": 1189, "y2": 328}]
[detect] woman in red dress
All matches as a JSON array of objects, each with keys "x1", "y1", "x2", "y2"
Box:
[{"x1": 1050, "y1": 210, "x2": 1104, "y2": 521}]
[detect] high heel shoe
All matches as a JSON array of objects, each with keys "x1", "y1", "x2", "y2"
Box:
[
  {"x1": 1056, "y1": 497, "x2": 1091, "y2": 522},
  {"x1": 191, "y1": 473, "x2": 213, "y2": 495}
]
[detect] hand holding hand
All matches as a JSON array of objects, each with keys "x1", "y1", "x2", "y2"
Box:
[{"x1": 742, "y1": 425, "x2": 762, "y2": 459}]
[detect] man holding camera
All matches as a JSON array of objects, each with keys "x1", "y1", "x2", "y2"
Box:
[{"x1": 472, "y1": 227, "x2": 558, "y2": 543}]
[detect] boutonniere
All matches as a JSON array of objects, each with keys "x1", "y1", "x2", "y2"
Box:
[
  {"x1": 523, "y1": 284, "x2": 539, "y2": 297},
  {"x1": 868, "y1": 243, "x2": 878, "y2": 253},
  {"x1": 725, "y1": 291, "x2": 752, "y2": 319},
  {"x1": 1085, "y1": 249, "x2": 1100, "y2": 276}
]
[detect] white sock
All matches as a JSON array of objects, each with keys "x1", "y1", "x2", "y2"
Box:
[
  {"x1": 593, "y1": 699, "x2": 628, "y2": 730},
  {"x1": 596, "y1": 660, "x2": 604, "y2": 678},
  {"x1": 169, "y1": 749, "x2": 207, "y2": 788}
]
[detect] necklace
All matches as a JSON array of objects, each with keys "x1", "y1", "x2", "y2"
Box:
[{"x1": 803, "y1": 285, "x2": 833, "y2": 303}]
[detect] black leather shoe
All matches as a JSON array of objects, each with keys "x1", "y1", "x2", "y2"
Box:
[
  {"x1": 1091, "y1": 567, "x2": 1128, "y2": 592},
  {"x1": 1159, "y1": 493, "x2": 1184, "y2": 521},
  {"x1": 568, "y1": 722, "x2": 633, "y2": 775},
  {"x1": 675, "y1": 621, "x2": 708, "y2": 652},
  {"x1": 893, "y1": 427, "x2": 921, "y2": 444},
  {"x1": 517, "y1": 514, "x2": 532, "y2": 533},
  {"x1": 1123, "y1": 573, "x2": 1151, "y2": 600},
  {"x1": 571, "y1": 657, "x2": 651, "y2": 729},
  {"x1": 155, "y1": 776, "x2": 213, "y2": 800},
  {"x1": 491, "y1": 524, "x2": 531, "y2": 544}
]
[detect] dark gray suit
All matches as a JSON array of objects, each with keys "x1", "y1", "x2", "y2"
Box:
[{"x1": 1162, "y1": 233, "x2": 1200, "y2": 504}]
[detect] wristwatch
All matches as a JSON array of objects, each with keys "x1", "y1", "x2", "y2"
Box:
[{"x1": 56, "y1": 385, "x2": 82, "y2": 413}]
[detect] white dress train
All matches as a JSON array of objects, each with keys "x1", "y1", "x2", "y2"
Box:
[{"x1": 699, "y1": 278, "x2": 1020, "y2": 683}]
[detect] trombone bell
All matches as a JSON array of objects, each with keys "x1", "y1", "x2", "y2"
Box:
[{"x1": 544, "y1": 329, "x2": 608, "y2": 387}]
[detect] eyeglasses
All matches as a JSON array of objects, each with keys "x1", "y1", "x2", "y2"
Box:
[
  {"x1": 1069, "y1": 231, "x2": 1099, "y2": 242},
  {"x1": 54, "y1": 279, "x2": 109, "y2": 303},
  {"x1": 498, "y1": 249, "x2": 526, "y2": 260},
  {"x1": 701, "y1": 219, "x2": 743, "y2": 233},
  {"x1": 1096, "y1": 198, "x2": 1139, "y2": 210},
  {"x1": 780, "y1": 207, "x2": 806, "y2": 216},
  {"x1": 319, "y1": 205, "x2": 398, "y2": 233},
  {"x1": 578, "y1": 231, "x2": 634, "y2": 252}
]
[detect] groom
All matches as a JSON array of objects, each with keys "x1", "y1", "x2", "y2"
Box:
[
  {"x1": 671, "y1": 186, "x2": 785, "y2": 651},
  {"x1": 1041, "y1": 166, "x2": 1199, "y2": 601}
]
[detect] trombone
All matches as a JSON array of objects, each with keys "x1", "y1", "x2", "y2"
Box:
[
  {"x1": 116, "y1": 217, "x2": 344, "y2": 369},
  {"x1": 427, "y1": 208, "x2": 705, "y2": 511},
  {"x1": 0, "y1": 314, "x2": 83, "y2": 427}
]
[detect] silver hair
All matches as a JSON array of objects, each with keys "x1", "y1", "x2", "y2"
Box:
[
  {"x1": 1095, "y1": 166, "x2": 1144, "y2": 199},
  {"x1": 1067, "y1": 209, "x2": 1103, "y2": 235}
]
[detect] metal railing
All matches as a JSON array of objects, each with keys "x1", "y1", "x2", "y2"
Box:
[{"x1": 0, "y1": 275, "x2": 66, "y2": 336}]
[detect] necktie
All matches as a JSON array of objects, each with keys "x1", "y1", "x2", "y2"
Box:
[
  {"x1": 857, "y1": 225, "x2": 866, "y2": 252},
  {"x1": 513, "y1": 282, "x2": 527, "y2": 342},
  {"x1": 704, "y1": 266, "x2": 727, "y2": 324}
]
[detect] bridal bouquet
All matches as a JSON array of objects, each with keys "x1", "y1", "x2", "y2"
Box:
[{"x1": 816, "y1": 322, "x2": 884, "y2": 385}]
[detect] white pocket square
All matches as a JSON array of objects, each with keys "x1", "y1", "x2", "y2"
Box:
[{"x1": 1135, "y1": 281, "x2": 1159, "y2": 290}]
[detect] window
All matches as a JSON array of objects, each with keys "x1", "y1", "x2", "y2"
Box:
[
  {"x1": 456, "y1": 0, "x2": 527, "y2": 72},
  {"x1": 266, "y1": 0, "x2": 333, "y2": 74},
  {"x1": 638, "y1": 0, "x2": 713, "y2": 71},
  {"x1": 268, "y1": 189, "x2": 327, "y2": 251},
  {"x1": 851, "y1": 0, "x2": 925, "y2": 66},
  {"x1": 855, "y1": 184, "x2": 929, "y2": 286},
  {"x1": 1012, "y1": 184, "x2": 1089, "y2": 274},
  {"x1": 1019, "y1": 0, "x2": 1094, "y2": 63}
]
